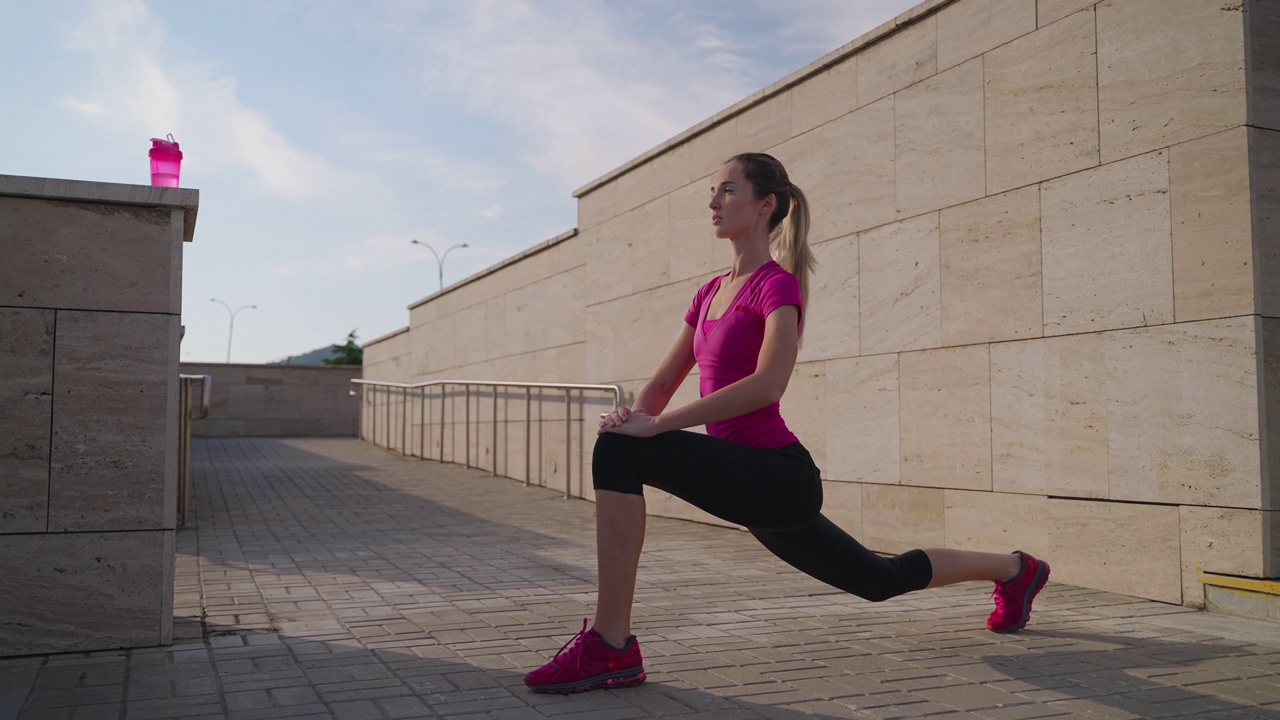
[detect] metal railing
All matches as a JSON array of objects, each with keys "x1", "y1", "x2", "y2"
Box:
[
  {"x1": 351, "y1": 379, "x2": 623, "y2": 498},
  {"x1": 177, "y1": 374, "x2": 211, "y2": 526}
]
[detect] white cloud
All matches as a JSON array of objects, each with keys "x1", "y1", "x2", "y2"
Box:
[
  {"x1": 385, "y1": 0, "x2": 920, "y2": 191},
  {"x1": 62, "y1": 0, "x2": 350, "y2": 200},
  {"x1": 58, "y1": 97, "x2": 106, "y2": 115},
  {"x1": 338, "y1": 129, "x2": 507, "y2": 196},
  {"x1": 770, "y1": 0, "x2": 923, "y2": 57},
  {"x1": 189, "y1": 75, "x2": 339, "y2": 199},
  {"x1": 272, "y1": 233, "x2": 441, "y2": 279},
  {"x1": 397, "y1": 1, "x2": 760, "y2": 188}
]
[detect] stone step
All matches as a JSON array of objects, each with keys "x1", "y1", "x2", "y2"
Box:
[{"x1": 1203, "y1": 573, "x2": 1280, "y2": 621}]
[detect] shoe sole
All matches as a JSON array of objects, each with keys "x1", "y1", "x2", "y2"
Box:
[
  {"x1": 990, "y1": 560, "x2": 1049, "y2": 633},
  {"x1": 525, "y1": 668, "x2": 647, "y2": 694}
]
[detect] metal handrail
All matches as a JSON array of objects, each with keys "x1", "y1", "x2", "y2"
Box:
[
  {"x1": 177, "y1": 374, "x2": 212, "y2": 526},
  {"x1": 351, "y1": 378, "x2": 623, "y2": 498}
]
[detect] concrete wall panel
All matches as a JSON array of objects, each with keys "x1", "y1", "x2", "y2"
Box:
[
  {"x1": 1041, "y1": 151, "x2": 1173, "y2": 335},
  {"x1": 944, "y1": 489, "x2": 1048, "y2": 555},
  {"x1": 900, "y1": 345, "x2": 992, "y2": 491},
  {"x1": 937, "y1": 0, "x2": 1036, "y2": 72},
  {"x1": 1171, "y1": 128, "x2": 1256, "y2": 321},
  {"x1": 1097, "y1": 0, "x2": 1246, "y2": 163},
  {"x1": 825, "y1": 355, "x2": 899, "y2": 486},
  {"x1": 1049, "y1": 498, "x2": 1181, "y2": 604},
  {"x1": 1105, "y1": 318, "x2": 1260, "y2": 508},
  {"x1": 859, "y1": 15, "x2": 937, "y2": 106},
  {"x1": 895, "y1": 58, "x2": 986, "y2": 219},
  {"x1": 984, "y1": 7, "x2": 1098, "y2": 194},
  {"x1": 859, "y1": 213, "x2": 942, "y2": 355},
  {"x1": 991, "y1": 334, "x2": 1109, "y2": 498},
  {"x1": 940, "y1": 186, "x2": 1042, "y2": 346}
]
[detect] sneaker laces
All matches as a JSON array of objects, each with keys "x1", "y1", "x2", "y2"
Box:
[
  {"x1": 990, "y1": 584, "x2": 1008, "y2": 614},
  {"x1": 549, "y1": 618, "x2": 591, "y2": 669}
]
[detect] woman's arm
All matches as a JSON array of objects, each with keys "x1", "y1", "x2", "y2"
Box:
[
  {"x1": 604, "y1": 305, "x2": 799, "y2": 437},
  {"x1": 632, "y1": 323, "x2": 697, "y2": 415},
  {"x1": 598, "y1": 322, "x2": 696, "y2": 432}
]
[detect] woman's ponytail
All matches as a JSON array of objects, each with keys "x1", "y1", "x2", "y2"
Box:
[
  {"x1": 773, "y1": 182, "x2": 815, "y2": 316},
  {"x1": 728, "y1": 153, "x2": 817, "y2": 333}
]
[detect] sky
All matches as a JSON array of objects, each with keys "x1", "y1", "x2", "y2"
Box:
[{"x1": 2, "y1": 0, "x2": 919, "y2": 364}]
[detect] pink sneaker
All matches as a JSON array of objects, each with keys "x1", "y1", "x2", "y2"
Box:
[
  {"x1": 523, "y1": 619, "x2": 646, "y2": 694},
  {"x1": 987, "y1": 551, "x2": 1049, "y2": 633}
]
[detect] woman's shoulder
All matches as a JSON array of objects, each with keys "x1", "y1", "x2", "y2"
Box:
[
  {"x1": 694, "y1": 271, "x2": 728, "y2": 297},
  {"x1": 755, "y1": 261, "x2": 799, "y2": 290}
]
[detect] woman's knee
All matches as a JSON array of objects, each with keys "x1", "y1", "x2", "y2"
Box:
[
  {"x1": 859, "y1": 550, "x2": 933, "y2": 602},
  {"x1": 591, "y1": 433, "x2": 645, "y2": 494}
]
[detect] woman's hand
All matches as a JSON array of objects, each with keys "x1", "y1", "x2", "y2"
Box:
[
  {"x1": 598, "y1": 407, "x2": 664, "y2": 438},
  {"x1": 598, "y1": 405, "x2": 633, "y2": 431}
]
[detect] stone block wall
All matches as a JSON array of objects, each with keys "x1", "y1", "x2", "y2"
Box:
[
  {"x1": 0, "y1": 174, "x2": 197, "y2": 655},
  {"x1": 180, "y1": 363, "x2": 361, "y2": 437},
  {"x1": 363, "y1": 0, "x2": 1279, "y2": 605}
]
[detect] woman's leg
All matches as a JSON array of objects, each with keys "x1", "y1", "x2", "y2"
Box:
[
  {"x1": 750, "y1": 516, "x2": 933, "y2": 602},
  {"x1": 752, "y1": 523, "x2": 1047, "y2": 632},
  {"x1": 587, "y1": 433, "x2": 822, "y2": 641},
  {"x1": 592, "y1": 490, "x2": 646, "y2": 648},
  {"x1": 923, "y1": 548, "x2": 1021, "y2": 587}
]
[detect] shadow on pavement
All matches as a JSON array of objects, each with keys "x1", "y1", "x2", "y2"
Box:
[
  {"x1": 979, "y1": 629, "x2": 1280, "y2": 719},
  {"x1": 187, "y1": 436, "x2": 602, "y2": 592},
  {"x1": 10, "y1": 622, "x2": 869, "y2": 720}
]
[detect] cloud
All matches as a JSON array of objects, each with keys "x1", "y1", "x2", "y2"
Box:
[
  {"x1": 396, "y1": 1, "x2": 762, "y2": 188},
  {"x1": 338, "y1": 129, "x2": 507, "y2": 196},
  {"x1": 269, "y1": 231, "x2": 524, "y2": 297},
  {"x1": 61, "y1": 0, "x2": 349, "y2": 200},
  {"x1": 58, "y1": 97, "x2": 106, "y2": 115},
  {"x1": 768, "y1": 0, "x2": 923, "y2": 57},
  {"x1": 385, "y1": 0, "x2": 920, "y2": 191},
  {"x1": 271, "y1": 233, "x2": 440, "y2": 279}
]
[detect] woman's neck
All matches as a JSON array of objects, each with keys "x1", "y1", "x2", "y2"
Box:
[{"x1": 727, "y1": 234, "x2": 772, "y2": 281}]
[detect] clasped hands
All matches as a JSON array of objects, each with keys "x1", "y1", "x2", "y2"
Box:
[{"x1": 597, "y1": 406, "x2": 663, "y2": 438}]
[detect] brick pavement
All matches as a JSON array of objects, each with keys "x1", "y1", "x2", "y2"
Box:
[{"x1": 4, "y1": 437, "x2": 1280, "y2": 719}]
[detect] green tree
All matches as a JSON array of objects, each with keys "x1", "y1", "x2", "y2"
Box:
[{"x1": 324, "y1": 329, "x2": 363, "y2": 365}]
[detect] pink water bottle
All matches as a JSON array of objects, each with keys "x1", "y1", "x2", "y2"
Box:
[{"x1": 149, "y1": 134, "x2": 183, "y2": 187}]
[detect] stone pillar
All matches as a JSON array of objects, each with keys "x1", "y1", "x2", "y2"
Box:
[{"x1": 0, "y1": 175, "x2": 198, "y2": 656}]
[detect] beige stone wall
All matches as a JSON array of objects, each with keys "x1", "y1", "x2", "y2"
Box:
[
  {"x1": 0, "y1": 174, "x2": 197, "y2": 655},
  {"x1": 359, "y1": 234, "x2": 604, "y2": 496},
  {"x1": 180, "y1": 363, "x2": 361, "y2": 437},
  {"x1": 364, "y1": 0, "x2": 1279, "y2": 604}
]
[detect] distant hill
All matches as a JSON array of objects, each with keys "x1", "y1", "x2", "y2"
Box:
[{"x1": 270, "y1": 345, "x2": 337, "y2": 366}]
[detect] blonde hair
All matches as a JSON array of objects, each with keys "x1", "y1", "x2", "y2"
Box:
[{"x1": 727, "y1": 153, "x2": 817, "y2": 320}]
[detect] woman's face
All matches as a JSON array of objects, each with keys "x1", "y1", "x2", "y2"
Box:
[{"x1": 709, "y1": 162, "x2": 771, "y2": 240}]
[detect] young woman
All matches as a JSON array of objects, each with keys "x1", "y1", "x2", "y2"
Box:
[{"x1": 524, "y1": 153, "x2": 1049, "y2": 695}]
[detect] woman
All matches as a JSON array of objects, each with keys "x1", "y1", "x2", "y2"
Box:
[{"x1": 524, "y1": 153, "x2": 1049, "y2": 695}]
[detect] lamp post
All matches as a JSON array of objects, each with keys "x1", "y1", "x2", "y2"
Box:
[
  {"x1": 410, "y1": 239, "x2": 469, "y2": 291},
  {"x1": 210, "y1": 298, "x2": 257, "y2": 363}
]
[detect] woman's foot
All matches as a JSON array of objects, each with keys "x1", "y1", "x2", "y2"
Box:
[
  {"x1": 523, "y1": 619, "x2": 647, "y2": 694},
  {"x1": 987, "y1": 551, "x2": 1049, "y2": 633}
]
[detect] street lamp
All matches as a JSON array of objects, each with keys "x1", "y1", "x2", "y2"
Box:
[
  {"x1": 210, "y1": 298, "x2": 257, "y2": 363},
  {"x1": 410, "y1": 239, "x2": 469, "y2": 292}
]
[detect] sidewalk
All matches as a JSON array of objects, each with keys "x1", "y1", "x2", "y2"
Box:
[{"x1": 5, "y1": 437, "x2": 1280, "y2": 719}]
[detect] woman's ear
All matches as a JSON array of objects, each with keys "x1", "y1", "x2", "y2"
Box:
[{"x1": 760, "y1": 192, "x2": 777, "y2": 218}]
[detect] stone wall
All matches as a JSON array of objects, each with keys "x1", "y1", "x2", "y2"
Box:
[
  {"x1": 181, "y1": 363, "x2": 361, "y2": 437},
  {"x1": 0, "y1": 174, "x2": 197, "y2": 655},
  {"x1": 363, "y1": 0, "x2": 1280, "y2": 606}
]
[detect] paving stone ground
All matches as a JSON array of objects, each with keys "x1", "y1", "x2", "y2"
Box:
[{"x1": 6, "y1": 437, "x2": 1280, "y2": 719}]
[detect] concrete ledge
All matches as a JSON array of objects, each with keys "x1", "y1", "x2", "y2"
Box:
[
  {"x1": 0, "y1": 174, "x2": 199, "y2": 243},
  {"x1": 1203, "y1": 572, "x2": 1280, "y2": 621}
]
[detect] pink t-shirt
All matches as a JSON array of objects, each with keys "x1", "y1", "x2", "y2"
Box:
[{"x1": 684, "y1": 261, "x2": 803, "y2": 448}]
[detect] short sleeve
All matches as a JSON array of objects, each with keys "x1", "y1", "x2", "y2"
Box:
[
  {"x1": 758, "y1": 269, "x2": 803, "y2": 326},
  {"x1": 685, "y1": 278, "x2": 717, "y2": 326}
]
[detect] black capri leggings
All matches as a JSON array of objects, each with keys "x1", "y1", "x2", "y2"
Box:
[{"x1": 592, "y1": 431, "x2": 932, "y2": 603}]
